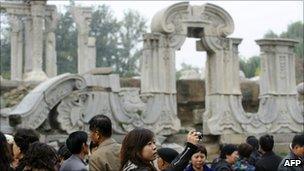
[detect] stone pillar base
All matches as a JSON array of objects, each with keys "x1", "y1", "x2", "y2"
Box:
[{"x1": 24, "y1": 70, "x2": 48, "y2": 82}]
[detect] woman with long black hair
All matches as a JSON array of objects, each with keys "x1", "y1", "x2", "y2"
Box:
[
  {"x1": 0, "y1": 131, "x2": 13, "y2": 171},
  {"x1": 120, "y1": 127, "x2": 158, "y2": 171}
]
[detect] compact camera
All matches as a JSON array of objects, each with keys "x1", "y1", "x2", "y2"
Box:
[{"x1": 196, "y1": 132, "x2": 203, "y2": 140}]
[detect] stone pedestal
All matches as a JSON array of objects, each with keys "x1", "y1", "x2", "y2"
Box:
[{"x1": 255, "y1": 38, "x2": 303, "y2": 133}]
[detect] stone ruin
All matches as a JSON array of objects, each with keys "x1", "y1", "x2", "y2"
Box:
[
  {"x1": 0, "y1": 2, "x2": 303, "y2": 148},
  {"x1": 0, "y1": 0, "x2": 96, "y2": 81}
]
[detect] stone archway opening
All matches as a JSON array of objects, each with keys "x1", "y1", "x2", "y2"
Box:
[
  {"x1": 175, "y1": 37, "x2": 207, "y2": 128},
  {"x1": 175, "y1": 38, "x2": 206, "y2": 80}
]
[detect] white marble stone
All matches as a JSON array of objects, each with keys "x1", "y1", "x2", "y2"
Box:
[
  {"x1": 3, "y1": 2, "x2": 303, "y2": 138},
  {"x1": 71, "y1": 6, "x2": 95, "y2": 74},
  {"x1": 8, "y1": 73, "x2": 86, "y2": 129},
  {"x1": 24, "y1": 17, "x2": 33, "y2": 75},
  {"x1": 254, "y1": 38, "x2": 303, "y2": 133},
  {"x1": 45, "y1": 9, "x2": 59, "y2": 78},
  {"x1": 28, "y1": 1, "x2": 48, "y2": 81},
  {"x1": 297, "y1": 82, "x2": 304, "y2": 95},
  {"x1": 8, "y1": 14, "x2": 23, "y2": 81},
  {"x1": 2, "y1": 1, "x2": 58, "y2": 81}
]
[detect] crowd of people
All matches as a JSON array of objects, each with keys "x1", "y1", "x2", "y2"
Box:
[{"x1": 0, "y1": 114, "x2": 303, "y2": 171}]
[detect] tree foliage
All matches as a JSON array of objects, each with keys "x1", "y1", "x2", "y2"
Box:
[
  {"x1": 118, "y1": 10, "x2": 147, "y2": 77},
  {"x1": 239, "y1": 56, "x2": 260, "y2": 78},
  {"x1": 176, "y1": 63, "x2": 200, "y2": 80},
  {"x1": 263, "y1": 30, "x2": 279, "y2": 38},
  {"x1": 91, "y1": 5, "x2": 120, "y2": 70},
  {"x1": 263, "y1": 21, "x2": 303, "y2": 82},
  {"x1": 56, "y1": 9, "x2": 78, "y2": 74},
  {"x1": 0, "y1": 10, "x2": 10, "y2": 79}
]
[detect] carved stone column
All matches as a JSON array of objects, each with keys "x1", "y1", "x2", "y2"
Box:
[
  {"x1": 71, "y1": 7, "x2": 93, "y2": 74},
  {"x1": 202, "y1": 37, "x2": 250, "y2": 134},
  {"x1": 45, "y1": 9, "x2": 59, "y2": 77},
  {"x1": 140, "y1": 33, "x2": 181, "y2": 135},
  {"x1": 256, "y1": 38, "x2": 303, "y2": 133},
  {"x1": 24, "y1": 16, "x2": 33, "y2": 75},
  {"x1": 8, "y1": 15, "x2": 23, "y2": 81},
  {"x1": 87, "y1": 37, "x2": 96, "y2": 71},
  {"x1": 24, "y1": 1, "x2": 48, "y2": 81},
  {"x1": 141, "y1": 33, "x2": 176, "y2": 94}
]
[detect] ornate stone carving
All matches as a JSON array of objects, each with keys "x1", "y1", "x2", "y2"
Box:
[
  {"x1": 57, "y1": 92, "x2": 88, "y2": 133},
  {"x1": 8, "y1": 74, "x2": 86, "y2": 129},
  {"x1": 3, "y1": 2, "x2": 302, "y2": 140},
  {"x1": 151, "y1": 2, "x2": 188, "y2": 49},
  {"x1": 253, "y1": 38, "x2": 303, "y2": 133}
]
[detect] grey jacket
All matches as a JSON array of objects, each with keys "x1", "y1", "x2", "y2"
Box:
[
  {"x1": 277, "y1": 151, "x2": 304, "y2": 171},
  {"x1": 60, "y1": 154, "x2": 88, "y2": 171}
]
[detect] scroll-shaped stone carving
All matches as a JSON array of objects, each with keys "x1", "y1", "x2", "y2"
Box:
[
  {"x1": 151, "y1": 2, "x2": 188, "y2": 49},
  {"x1": 200, "y1": 4, "x2": 234, "y2": 53},
  {"x1": 110, "y1": 90, "x2": 180, "y2": 135},
  {"x1": 202, "y1": 3, "x2": 234, "y2": 37},
  {"x1": 151, "y1": 2, "x2": 188, "y2": 34},
  {"x1": 57, "y1": 91, "x2": 88, "y2": 134},
  {"x1": 8, "y1": 74, "x2": 86, "y2": 129}
]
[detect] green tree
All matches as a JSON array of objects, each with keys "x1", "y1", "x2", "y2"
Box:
[
  {"x1": 280, "y1": 21, "x2": 303, "y2": 59},
  {"x1": 0, "y1": 9, "x2": 10, "y2": 79},
  {"x1": 239, "y1": 56, "x2": 260, "y2": 78},
  {"x1": 263, "y1": 30, "x2": 279, "y2": 38},
  {"x1": 91, "y1": 6, "x2": 147, "y2": 77},
  {"x1": 118, "y1": 10, "x2": 147, "y2": 77},
  {"x1": 90, "y1": 5, "x2": 120, "y2": 70},
  {"x1": 264, "y1": 21, "x2": 303, "y2": 82},
  {"x1": 176, "y1": 63, "x2": 200, "y2": 80},
  {"x1": 56, "y1": 9, "x2": 77, "y2": 74}
]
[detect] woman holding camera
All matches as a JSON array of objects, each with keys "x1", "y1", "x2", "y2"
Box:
[{"x1": 120, "y1": 128, "x2": 200, "y2": 171}]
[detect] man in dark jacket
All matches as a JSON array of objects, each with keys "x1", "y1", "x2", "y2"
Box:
[
  {"x1": 255, "y1": 134, "x2": 282, "y2": 171},
  {"x1": 277, "y1": 133, "x2": 304, "y2": 171},
  {"x1": 246, "y1": 136, "x2": 262, "y2": 166}
]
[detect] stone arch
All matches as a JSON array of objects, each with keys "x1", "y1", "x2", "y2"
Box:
[
  {"x1": 143, "y1": 2, "x2": 303, "y2": 135},
  {"x1": 142, "y1": 2, "x2": 249, "y2": 135}
]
